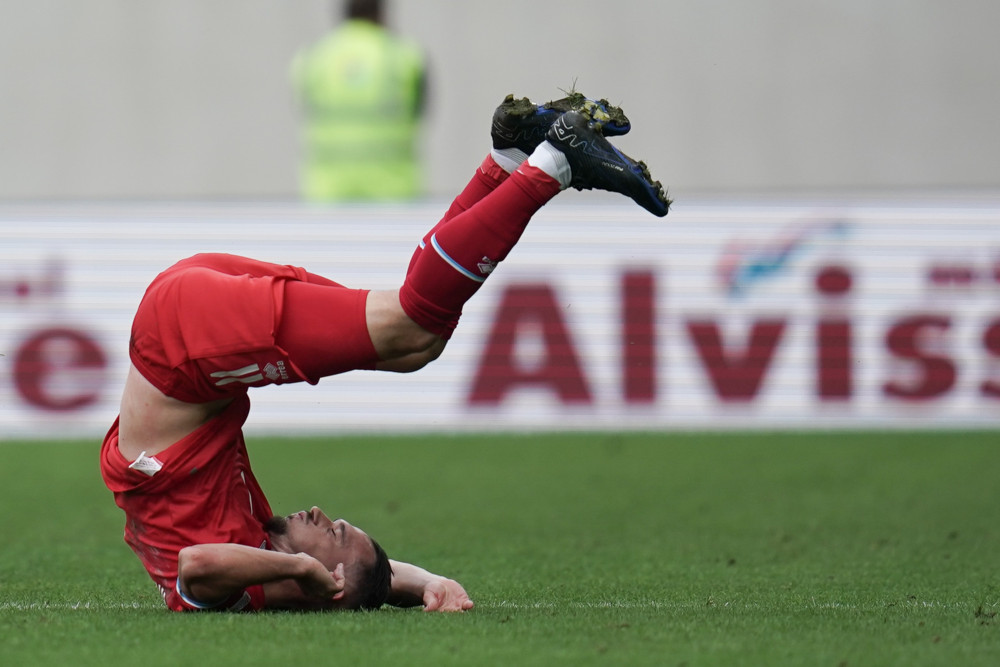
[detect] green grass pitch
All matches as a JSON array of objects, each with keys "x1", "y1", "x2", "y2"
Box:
[{"x1": 1, "y1": 430, "x2": 998, "y2": 666}]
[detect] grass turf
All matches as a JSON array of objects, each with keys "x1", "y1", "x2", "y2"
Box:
[{"x1": 1, "y1": 431, "x2": 998, "y2": 666}]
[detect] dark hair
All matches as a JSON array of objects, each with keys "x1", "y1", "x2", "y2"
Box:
[
  {"x1": 355, "y1": 536, "x2": 392, "y2": 610},
  {"x1": 344, "y1": 0, "x2": 382, "y2": 23}
]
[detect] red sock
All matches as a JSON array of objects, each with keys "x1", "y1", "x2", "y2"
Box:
[
  {"x1": 406, "y1": 155, "x2": 510, "y2": 275},
  {"x1": 399, "y1": 163, "x2": 561, "y2": 338}
]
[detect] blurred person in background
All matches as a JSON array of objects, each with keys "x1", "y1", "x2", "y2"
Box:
[{"x1": 291, "y1": 0, "x2": 427, "y2": 201}]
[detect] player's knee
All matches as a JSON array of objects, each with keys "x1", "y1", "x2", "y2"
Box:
[
  {"x1": 402, "y1": 334, "x2": 446, "y2": 370},
  {"x1": 412, "y1": 337, "x2": 446, "y2": 368},
  {"x1": 368, "y1": 290, "x2": 444, "y2": 363},
  {"x1": 377, "y1": 334, "x2": 445, "y2": 373},
  {"x1": 383, "y1": 322, "x2": 434, "y2": 357}
]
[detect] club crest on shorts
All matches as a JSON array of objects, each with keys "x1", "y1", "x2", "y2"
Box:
[{"x1": 210, "y1": 360, "x2": 289, "y2": 386}]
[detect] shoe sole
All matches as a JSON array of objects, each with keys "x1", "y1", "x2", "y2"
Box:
[
  {"x1": 542, "y1": 92, "x2": 629, "y2": 134},
  {"x1": 493, "y1": 92, "x2": 630, "y2": 151},
  {"x1": 497, "y1": 94, "x2": 539, "y2": 120}
]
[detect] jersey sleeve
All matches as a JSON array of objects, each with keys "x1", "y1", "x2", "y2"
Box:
[{"x1": 167, "y1": 579, "x2": 266, "y2": 613}]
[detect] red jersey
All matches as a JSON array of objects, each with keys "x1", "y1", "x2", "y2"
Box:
[
  {"x1": 100, "y1": 394, "x2": 273, "y2": 611},
  {"x1": 103, "y1": 253, "x2": 378, "y2": 610}
]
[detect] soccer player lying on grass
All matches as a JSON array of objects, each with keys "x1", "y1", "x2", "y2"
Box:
[{"x1": 99, "y1": 91, "x2": 670, "y2": 612}]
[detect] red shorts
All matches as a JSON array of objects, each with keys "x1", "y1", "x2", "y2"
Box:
[{"x1": 130, "y1": 253, "x2": 379, "y2": 403}]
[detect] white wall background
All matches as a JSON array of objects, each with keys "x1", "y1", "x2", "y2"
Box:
[{"x1": 2, "y1": 0, "x2": 999, "y2": 200}]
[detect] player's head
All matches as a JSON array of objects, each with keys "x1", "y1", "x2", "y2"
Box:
[{"x1": 265, "y1": 506, "x2": 392, "y2": 610}]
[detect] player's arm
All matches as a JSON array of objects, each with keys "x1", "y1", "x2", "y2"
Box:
[
  {"x1": 177, "y1": 543, "x2": 345, "y2": 610},
  {"x1": 386, "y1": 559, "x2": 474, "y2": 612}
]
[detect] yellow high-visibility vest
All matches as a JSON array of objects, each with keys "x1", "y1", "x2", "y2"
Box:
[{"x1": 292, "y1": 20, "x2": 425, "y2": 201}]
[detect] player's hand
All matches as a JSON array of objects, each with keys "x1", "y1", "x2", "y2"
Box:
[
  {"x1": 295, "y1": 555, "x2": 346, "y2": 601},
  {"x1": 421, "y1": 577, "x2": 474, "y2": 612}
]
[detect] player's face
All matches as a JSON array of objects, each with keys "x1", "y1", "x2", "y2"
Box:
[{"x1": 269, "y1": 506, "x2": 375, "y2": 573}]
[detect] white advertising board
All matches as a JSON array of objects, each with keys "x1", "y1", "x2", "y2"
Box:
[{"x1": 1, "y1": 199, "x2": 999, "y2": 437}]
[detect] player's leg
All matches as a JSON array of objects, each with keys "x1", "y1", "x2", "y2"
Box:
[
  {"x1": 364, "y1": 289, "x2": 444, "y2": 372},
  {"x1": 284, "y1": 99, "x2": 671, "y2": 376},
  {"x1": 274, "y1": 280, "x2": 381, "y2": 379},
  {"x1": 393, "y1": 105, "x2": 668, "y2": 345},
  {"x1": 397, "y1": 156, "x2": 563, "y2": 341},
  {"x1": 278, "y1": 283, "x2": 442, "y2": 377},
  {"x1": 406, "y1": 92, "x2": 633, "y2": 274}
]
